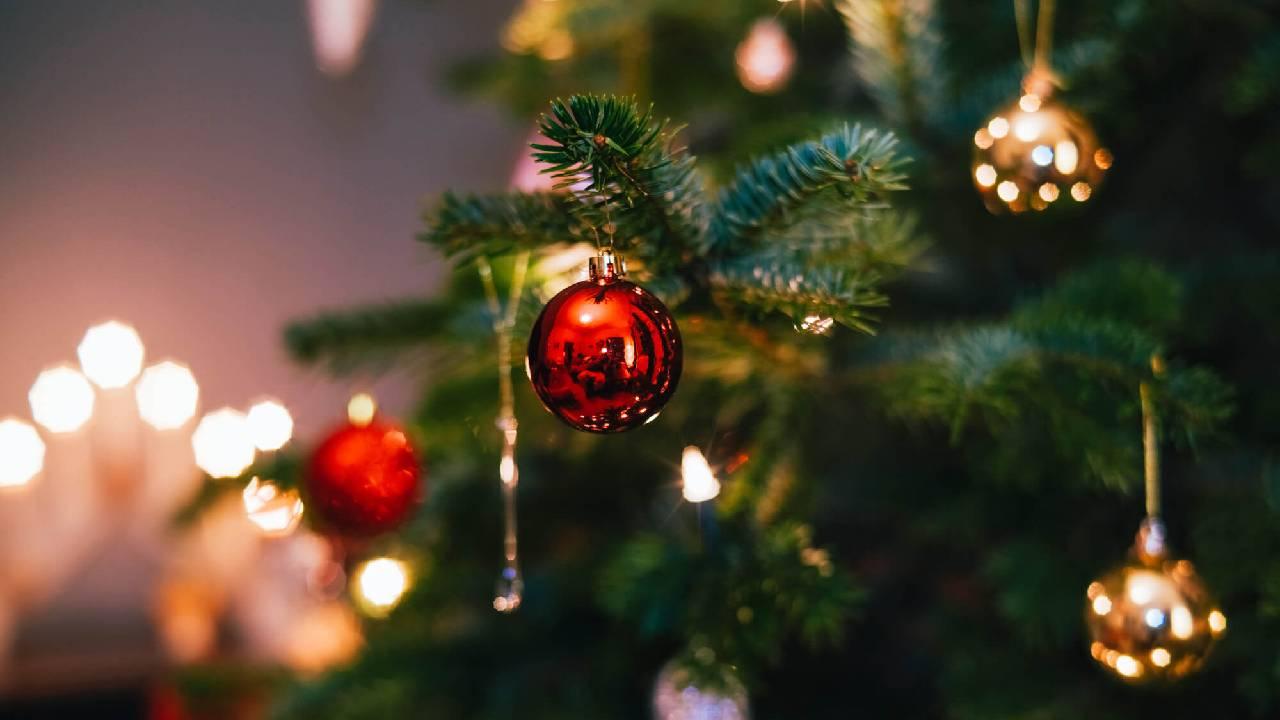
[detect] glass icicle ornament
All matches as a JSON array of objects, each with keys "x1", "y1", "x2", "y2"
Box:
[
  {"x1": 652, "y1": 659, "x2": 750, "y2": 720},
  {"x1": 972, "y1": 77, "x2": 1110, "y2": 214},
  {"x1": 1084, "y1": 361, "x2": 1225, "y2": 682}
]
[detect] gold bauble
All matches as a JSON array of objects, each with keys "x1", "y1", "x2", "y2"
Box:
[
  {"x1": 972, "y1": 82, "x2": 1111, "y2": 214},
  {"x1": 1084, "y1": 520, "x2": 1226, "y2": 682}
]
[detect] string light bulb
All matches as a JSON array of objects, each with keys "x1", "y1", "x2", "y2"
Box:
[
  {"x1": 191, "y1": 408, "x2": 256, "y2": 479},
  {"x1": 681, "y1": 446, "x2": 721, "y2": 503},
  {"x1": 242, "y1": 477, "x2": 304, "y2": 537},
  {"x1": 352, "y1": 556, "x2": 410, "y2": 617},
  {"x1": 135, "y1": 361, "x2": 200, "y2": 430},
  {"x1": 28, "y1": 365, "x2": 95, "y2": 433},
  {"x1": 246, "y1": 399, "x2": 294, "y2": 451},
  {"x1": 77, "y1": 321, "x2": 145, "y2": 389},
  {"x1": 0, "y1": 418, "x2": 45, "y2": 489}
]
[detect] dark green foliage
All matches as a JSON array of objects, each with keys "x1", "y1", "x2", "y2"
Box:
[{"x1": 178, "y1": 1, "x2": 1280, "y2": 718}]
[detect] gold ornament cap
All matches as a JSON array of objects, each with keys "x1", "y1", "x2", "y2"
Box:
[{"x1": 588, "y1": 250, "x2": 626, "y2": 282}]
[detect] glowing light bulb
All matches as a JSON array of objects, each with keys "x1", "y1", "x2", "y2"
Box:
[
  {"x1": 0, "y1": 418, "x2": 44, "y2": 488},
  {"x1": 1018, "y1": 93, "x2": 1042, "y2": 112},
  {"x1": 192, "y1": 408, "x2": 255, "y2": 479},
  {"x1": 987, "y1": 117, "x2": 1009, "y2": 139},
  {"x1": 246, "y1": 399, "x2": 293, "y2": 451},
  {"x1": 1055, "y1": 140, "x2": 1079, "y2": 174},
  {"x1": 996, "y1": 181, "x2": 1019, "y2": 202},
  {"x1": 353, "y1": 557, "x2": 410, "y2": 617},
  {"x1": 735, "y1": 18, "x2": 795, "y2": 94},
  {"x1": 974, "y1": 164, "x2": 997, "y2": 187},
  {"x1": 681, "y1": 446, "x2": 720, "y2": 503},
  {"x1": 135, "y1": 361, "x2": 200, "y2": 430},
  {"x1": 348, "y1": 393, "x2": 376, "y2": 427},
  {"x1": 29, "y1": 366, "x2": 95, "y2": 433},
  {"x1": 242, "y1": 477, "x2": 304, "y2": 537},
  {"x1": 1038, "y1": 183, "x2": 1060, "y2": 202},
  {"x1": 78, "y1": 321, "x2": 145, "y2": 389},
  {"x1": 1150, "y1": 648, "x2": 1172, "y2": 667}
]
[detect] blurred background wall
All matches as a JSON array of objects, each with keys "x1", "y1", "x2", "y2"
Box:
[{"x1": 0, "y1": 0, "x2": 517, "y2": 713}]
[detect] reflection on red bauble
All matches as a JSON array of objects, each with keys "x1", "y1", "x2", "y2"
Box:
[
  {"x1": 305, "y1": 420, "x2": 422, "y2": 536},
  {"x1": 526, "y1": 252, "x2": 682, "y2": 433}
]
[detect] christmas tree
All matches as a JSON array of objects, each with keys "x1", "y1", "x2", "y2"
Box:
[{"x1": 181, "y1": 0, "x2": 1280, "y2": 717}]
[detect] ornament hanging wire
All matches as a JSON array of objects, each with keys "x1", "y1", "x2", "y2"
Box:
[{"x1": 477, "y1": 252, "x2": 531, "y2": 613}]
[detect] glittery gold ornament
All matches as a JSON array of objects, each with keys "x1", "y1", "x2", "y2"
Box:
[
  {"x1": 972, "y1": 76, "x2": 1111, "y2": 213},
  {"x1": 1084, "y1": 518, "x2": 1226, "y2": 682}
]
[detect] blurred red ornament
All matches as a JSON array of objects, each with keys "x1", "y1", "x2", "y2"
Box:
[
  {"x1": 305, "y1": 418, "x2": 422, "y2": 536},
  {"x1": 526, "y1": 251, "x2": 682, "y2": 433}
]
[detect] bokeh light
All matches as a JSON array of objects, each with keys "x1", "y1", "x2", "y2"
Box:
[
  {"x1": 735, "y1": 18, "x2": 795, "y2": 94},
  {"x1": 77, "y1": 321, "x2": 145, "y2": 389},
  {"x1": 135, "y1": 361, "x2": 200, "y2": 430},
  {"x1": 0, "y1": 418, "x2": 45, "y2": 488},
  {"x1": 242, "y1": 477, "x2": 304, "y2": 537},
  {"x1": 191, "y1": 408, "x2": 256, "y2": 479},
  {"x1": 306, "y1": 0, "x2": 378, "y2": 77},
  {"x1": 246, "y1": 399, "x2": 294, "y2": 451},
  {"x1": 347, "y1": 393, "x2": 377, "y2": 427},
  {"x1": 352, "y1": 557, "x2": 410, "y2": 617},
  {"x1": 28, "y1": 366, "x2": 95, "y2": 433}
]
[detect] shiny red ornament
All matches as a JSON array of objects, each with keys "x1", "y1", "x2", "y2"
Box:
[
  {"x1": 526, "y1": 251, "x2": 682, "y2": 433},
  {"x1": 305, "y1": 419, "x2": 422, "y2": 536}
]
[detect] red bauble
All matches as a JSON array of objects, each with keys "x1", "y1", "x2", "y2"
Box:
[
  {"x1": 305, "y1": 419, "x2": 422, "y2": 536},
  {"x1": 526, "y1": 252, "x2": 682, "y2": 433}
]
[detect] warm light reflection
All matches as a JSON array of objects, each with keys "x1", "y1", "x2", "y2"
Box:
[
  {"x1": 681, "y1": 446, "x2": 721, "y2": 503},
  {"x1": 1031, "y1": 145, "x2": 1053, "y2": 166},
  {"x1": 1091, "y1": 594, "x2": 1112, "y2": 616},
  {"x1": 136, "y1": 361, "x2": 200, "y2": 430},
  {"x1": 1209, "y1": 609, "x2": 1227, "y2": 634},
  {"x1": 1013, "y1": 113, "x2": 1043, "y2": 142},
  {"x1": 347, "y1": 393, "x2": 377, "y2": 427},
  {"x1": 306, "y1": 0, "x2": 379, "y2": 78},
  {"x1": 987, "y1": 116, "x2": 1009, "y2": 139},
  {"x1": 796, "y1": 314, "x2": 835, "y2": 335},
  {"x1": 78, "y1": 321, "x2": 145, "y2": 389},
  {"x1": 1094, "y1": 148, "x2": 1114, "y2": 170},
  {"x1": 1150, "y1": 647, "x2": 1172, "y2": 667},
  {"x1": 996, "y1": 181, "x2": 1019, "y2": 202},
  {"x1": 1038, "y1": 183, "x2": 1060, "y2": 202},
  {"x1": 1054, "y1": 140, "x2": 1079, "y2": 174},
  {"x1": 1070, "y1": 182, "x2": 1092, "y2": 202},
  {"x1": 1171, "y1": 605, "x2": 1193, "y2": 639},
  {"x1": 192, "y1": 408, "x2": 256, "y2": 479},
  {"x1": 735, "y1": 18, "x2": 796, "y2": 94},
  {"x1": 974, "y1": 164, "x2": 997, "y2": 187},
  {"x1": 1019, "y1": 93, "x2": 1042, "y2": 112},
  {"x1": 286, "y1": 602, "x2": 362, "y2": 675},
  {"x1": 246, "y1": 399, "x2": 294, "y2": 451},
  {"x1": 0, "y1": 418, "x2": 44, "y2": 488},
  {"x1": 1114, "y1": 654, "x2": 1142, "y2": 678},
  {"x1": 29, "y1": 366, "x2": 95, "y2": 433},
  {"x1": 973, "y1": 128, "x2": 993, "y2": 150},
  {"x1": 242, "y1": 477, "x2": 304, "y2": 537},
  {"x1": 353, "y1": 557, "x2": 410, "y2": 617}
]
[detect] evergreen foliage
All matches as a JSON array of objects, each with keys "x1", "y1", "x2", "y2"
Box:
[{"x1": 178, "y1": 1, "x2": 1280, "y2": 717}]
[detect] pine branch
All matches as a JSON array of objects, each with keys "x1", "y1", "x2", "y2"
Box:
[
  {"x1": 712, "y1": 262, "x2": 889, "y2": 335},
  {"x1": 534, "y1": 95, "x2": 706, "y2": 268},
  {"x1": 706, "y1": 124, "x2": 909, "y2": 255},
  {"x1": 285, "y1": 299, "x2": 464, "y2": 374},
  {"x1": 420, "y1": 191, "x2": 583, "y2": 262},
  {"x1": 838, "y1": 0, "x2": 945, "y2": 131}
]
